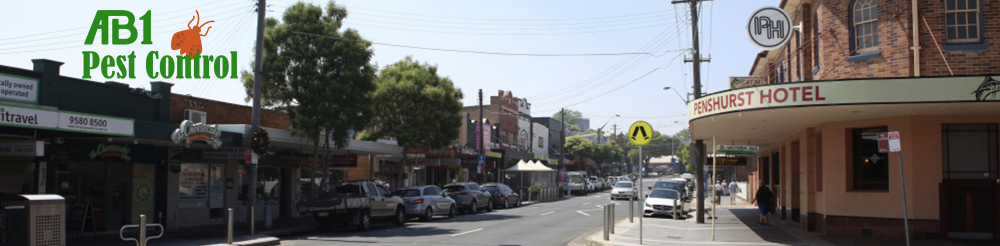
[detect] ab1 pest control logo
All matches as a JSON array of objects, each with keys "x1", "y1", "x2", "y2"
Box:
[{"x1": 82, "y1": 10, "x2": 238, "y2": 80}]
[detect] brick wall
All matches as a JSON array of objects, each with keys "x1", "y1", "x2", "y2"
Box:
[
  {"x1": 812, "y1": 0, "x2": 914, "y2": 80},
  {"x1": 918, "y1": 0, "x2": 1000, "y2": 76},
  {"x1": 347, "y1": 155, "x2": 373, "y2": 180},
  {"x1": 169, "y1": 94, "x2": 290, "y2": 129}
]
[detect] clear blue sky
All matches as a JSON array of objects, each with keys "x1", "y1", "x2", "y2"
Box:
[{"x1": 2, "y1": 0, "x2": 775, "y2": 137}]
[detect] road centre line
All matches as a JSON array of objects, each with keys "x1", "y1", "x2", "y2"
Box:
[
  {"x1": 451, "y1": 228, "x2": 483, "y2": 237},
  {"x1": 583, "y1": 202, "x2": 590, "y2": 205},
  {"x1": 576, "y1": 211, "x2": 590, "y2": 216},
  {"x1": 540, "y1": 211, "x2": 555, "y2": 216}
]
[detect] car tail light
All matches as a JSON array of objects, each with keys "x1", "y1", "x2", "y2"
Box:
[
  {"x1": 458, "y1": 192, "x2": 470, "y2": 195},
  {"x1": 412, "y1": 198, "x2": 424, "y2": 204},
  {"x1": 497, "y1": 194, "x2": 502, "y2": 198}
]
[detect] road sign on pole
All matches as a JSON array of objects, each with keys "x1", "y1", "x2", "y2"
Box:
[
  {"x1": 478, "y1": 155, "x2": 485, "y2": 166},
  {"x1": 628, "y1": 121, "x2": 653, "y2": 146}
]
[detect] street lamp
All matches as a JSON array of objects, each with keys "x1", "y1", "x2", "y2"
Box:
[
  {"x1": 663, "y1": 87, "x2": 689, "y2": 103},
  {"x1": 596, "y1": 115, "x2": 619, "y2": 144}
]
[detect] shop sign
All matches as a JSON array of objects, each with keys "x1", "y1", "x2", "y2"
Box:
[
  {"x1": 329, "y1": 154, "x2": 358, "y2": 167},
  {"x1": 134, "y1": 182, "x2": 152, "y2": 204},
  {"x1": 717, "y1": 145, "x2": 759, "y2": 155},
  {"x1": 0, "y1": 141, "x2": 35, "y2": 156},
  {"x1": 59, "y1": 111, "x2": 134, "y2": 136},
  {"x1": 171, "y1": 120, "x2": 222, "y2": 149},
  {"x1": 730, "y1": 76, "x2": 766, "y2": 89},
  {"x1": 203, "y1": 147, "x2": 247, "y2": 159},
  {"x1": 0, "y1": 73, "x2": 39, "y2": 103},
  {"x1": 0, "y1": 103, "x2": 134, "y2": 136},
  {"x1": 89, "y1": 143, "x2": 132, "y2": 161},
  {"x1": 746, "y1": 7, "x2": 792, "y2": 50},
  {"x1": 688, "y1": 76, "x2": 1000, "y2": 120}
]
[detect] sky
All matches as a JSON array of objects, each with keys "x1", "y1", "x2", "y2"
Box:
[{"x1": 2, "y1": 0, "x2": 776, "y2": 138}]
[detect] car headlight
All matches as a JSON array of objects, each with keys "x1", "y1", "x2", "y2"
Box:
[{"x1": 644, "y1": 202, "x2": 651, "y2": 207}]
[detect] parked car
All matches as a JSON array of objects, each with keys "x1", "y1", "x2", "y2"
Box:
[
  {"x1": 589, "y1": 176, "x2": 604, "y2": 190},
  {"x1": 297, "y1": 180, "x2": 406, "y2": 230},
  {"x1": 482, "y1": 183, "x2": 521, "y2": 209},
  {"x1": 566, "y1": 172, "x2": 588, "y2": 195},
  {"x1": 643, "y1": 188, "x2": 686, "y2": 218},
  {"x1": 610, "y1": 181, "x2": 636, "y2": 200},
  {"x1": 648, "y1": 180, "x2": 687, "y2": 201},
  {"x1": 444, "y1": 182, "x2": 493, "y2": 213},
  {"x1": 395, "y1": 185, "x2": 457, "y2": 221}
]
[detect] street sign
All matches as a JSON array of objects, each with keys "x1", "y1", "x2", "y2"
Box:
[
  {"x1": 716, "y1": 145, "x2": 759, "y2": 154},
  {"x1": 478, "y1": 155, "x2": 485, "y2": 166},
  {"x1": 877, "y1": 133, "x2": 889, "y2": 153},
  {"x1": 628, "y1": 121, "x2": 653, "y2": 146},
  {"x1": 245, "y1": 149, "x2": 252, "y2": 164},
  {"x1": 888, "y1": 131, "x2": 901, "y2": 152}
]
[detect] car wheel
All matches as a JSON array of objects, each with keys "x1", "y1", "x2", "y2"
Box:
[
  {"x1": 470, "y1": 201, "x2": 478, "y2": 213},
  {"x1": 486, "y1": 200, "x2": 493, "y2": 212},
  {"x1": 357, "y1": 210, "x2": 371, "y2": 231},
  {"x1": 504, "y1": 199, "x2": 509, "y2": 209},
  {"x1": 421, "y1": 207, "x2": 433, "y2": 222},
  {"x1": 393, "y1": 207, "x2": 406, "y2": 226},
  {"x1": 448, "y1": 205, "x2": 457, "y2": 218}
]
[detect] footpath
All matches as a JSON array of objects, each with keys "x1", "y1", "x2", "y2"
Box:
[
  {"x1": 66, "y1": 216, "x2": 315, "y2": 246},
  {"x1": 573, "y1": 194, "x2": 992, "y2": 246}
]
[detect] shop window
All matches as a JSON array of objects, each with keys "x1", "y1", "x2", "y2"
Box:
[
  {"x1": 178, "y1": 163, "x2": 209, "y2": 208},
  {"x1": 946, "y1": 0, "x2": 981, "y2": 43},
  {"x1": 813, "y1": 12, "x2": 821, "y2": 73},
  {"x1": 942, "y1": 124, "x2": 998, "y2": 179},
  {"x1": 851, "y1": 127, "x2": 889, "y2": 190},
  {"x1": 851, "y1": 0, "x2": 879, "y2": 53}
]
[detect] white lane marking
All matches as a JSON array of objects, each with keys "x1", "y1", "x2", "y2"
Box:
[
  {"x1": 451, "y1": 228, "x2": 483, "y2": 237},
  {"x1": 540, "y1": 211, "x2": 555, "y2": 216},
  {"x1": 576, "y1": 211, "x2": 590, "y2": 216},
  {"x1": 595, "y1": 205, "x2": 603, "y2": 208},
  {"x1": 582, "y1": 202, "x2": 590, "y2": 205}
]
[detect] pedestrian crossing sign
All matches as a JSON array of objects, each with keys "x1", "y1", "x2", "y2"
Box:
[{"x1": 628, "y1": 121, "x2": 653, "y2": 146}]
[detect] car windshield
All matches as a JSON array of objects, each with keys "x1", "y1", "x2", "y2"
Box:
[
  {"x1": 615, "y1": 182, "x2": 633, "y2": 188},
  {"x1": 649, "y1": 190, "x2": 679, "y2": 199},
  {"x1": 395, "y1": 189, "x2": 422, "y2": 197},
  {"x1": 444, "y1": 186, "x2": 465, "y2": 192},
  {"x1": 483, "y1": 186, "x2": 499, "y2": 193},
  {"x1": 570, "y1": 176, "x2": 585, "y2": 183}
]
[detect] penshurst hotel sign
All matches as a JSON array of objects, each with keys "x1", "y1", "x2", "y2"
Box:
[{"x1": 689, "y1": 76, "x2": 1000, "y2": 120}]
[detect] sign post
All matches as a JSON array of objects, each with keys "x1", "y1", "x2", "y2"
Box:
[
  {"x1": 885, "y1": 131, "x2": 909, "y2": 246},
  {"x1": 628, "y1": 121, "x2": 652, "y2": 245},
  {"x1": 478, "y1": 155, "x2": 485, "y2": 174}
]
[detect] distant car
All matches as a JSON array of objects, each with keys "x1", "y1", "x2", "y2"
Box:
[
  {"x1": 481, "y1": 183, "x2": 521, "y2": 209},
  {"x1": 643, "y1": 188, "x2": 686, "y2": 218},
  {"x1": 649, "y1": 180, "x2": 688, "y2": 201},
  {"x1": 589, "y1": 176, "x2": 604, "y2": 190},
  {"x1": 566, "y1": 174, "x2": 588, "y2": 195},
  {"x1": 610, "y1": 181, "x2": 636, "y2": 200},
  {"x1": 395, "y1": 185, "x2": 457, "y2": 221},
  {"x1": 444, "y1": 182, "x2": 493, "y2": 213}
]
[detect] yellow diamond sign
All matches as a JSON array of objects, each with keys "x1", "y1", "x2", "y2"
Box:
[{"x1": 628, "y1": 121, "x2": 653, "y2": 146}]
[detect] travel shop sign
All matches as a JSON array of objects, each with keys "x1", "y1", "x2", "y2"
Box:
[
  {"x1": 689, "y1": 76, "x2": 1000, "y2": 120},
  {"x1": 0, "y1": 103, "x2": 134, "y2": 136},
  {"x1": 82, "y1": 10, "x2": 238, "y2": 80}
]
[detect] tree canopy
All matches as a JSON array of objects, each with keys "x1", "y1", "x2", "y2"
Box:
[{"x1": 364, "y1": 57, "x2": 464, "y2": 150}]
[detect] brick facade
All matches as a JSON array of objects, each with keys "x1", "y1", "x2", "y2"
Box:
[
  {"x1": 755, "y1": 0, "x2": 999, "y2": 82},
  {"x1": 169, "y1": 94, "x2": 289, "y2": 128}
]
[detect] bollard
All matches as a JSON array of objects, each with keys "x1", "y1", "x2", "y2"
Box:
[
  {"x1": 603, "y1": 205, "x2": 609, "y2": 241},
  {"x1": 608, "y1": 203, "x2": 615, "y2": 234},
  {"x1": 139, "y1": 215, "x2": 147, "y2": 246},
  {"x1": 629, "y1": 196, "x2": 634, "y2": 223},
  {"x1": 673, "y1": 199, "x2": 679, "y2": 220},
  {"x1": 250, "y1": 206, "x2": 255, "y2": 236},
  {"x1": 227, "y1": 208, "x2": 234, "y2": 244}
]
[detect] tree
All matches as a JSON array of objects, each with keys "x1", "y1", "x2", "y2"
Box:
[
  {"x1": 678, "y1": 143, "x2": 694, "y2": 173},
  {"x1": 551, "y1": 109, "x2": 583, "y2": 126},
  {"x1": 241, "y1": 1, "x2": 376, "y2": 193},
  {"x1": 365, "y1": 57, "x2": 464, "y2": 187},
  {"x1": 565, "y1": 136, "x2": 597, "y2": 162}
]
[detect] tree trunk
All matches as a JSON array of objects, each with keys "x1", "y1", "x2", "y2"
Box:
[
  {"x1": 310, "y1": 136, "x2": 319, "y2": 200},
  {"x1": 397, "y1": 147, "x2": 408, "y2": 191},
  {"x1": 320, "y1": 129, "x2": 331, "y2": 191}
]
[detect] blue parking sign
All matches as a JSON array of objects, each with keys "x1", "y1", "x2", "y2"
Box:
[{"x1": 478, "y1": 155, "x2": 485, "y2": 166}]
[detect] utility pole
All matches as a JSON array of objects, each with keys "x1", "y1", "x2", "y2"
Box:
[
  {"x1": 248, "y1": 0, "x2": 265, "y2": 233},
  {"x1": 558, "y1": 108, "x2": 565, "y2": 178},
  {"x1": 479, "y1": 89, "x2": 484, "y2": 183},
  {"x1": 672, "y1": 0, "x2": 710, "y2": 224}
]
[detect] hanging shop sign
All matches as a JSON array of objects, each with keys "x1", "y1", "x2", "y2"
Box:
[
  {"x1": 329, "y1": 154, "x2": 359, "y2": 168},
  {"x1": 89, "y1": 143, "x2": 132, "y2": 161},
  {"x1": 0, "y1": 103, "x2": 134, "y2": 136},
  {"x1": 746, "y1": 6, "x2": 792, "y2": 50},
  {"x1": 0, "y1": 73, "x2": 39, "y2": 103},
  {"x1": 0, "y1": 141, "x2": 36, "y2": 156},
  {"x1": 171, "y1": 120, "x2": 222, "y2": 149}
]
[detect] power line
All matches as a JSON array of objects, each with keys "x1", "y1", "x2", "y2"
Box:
[
  {"x1": 534, "y1": 53, "x2": 686, "y2": 113},
  {"x1": 287, "y1": 30, "x2": 672, "y2": 57},
  {"x1": 344, "y1": 10, "x2": 678, "y2": 27},
  {"x1": 344, "y1": 5, "x2": 675, "y2": 23},
  {"x1": 339, "y1": 21, "x2": 672, "y2": 36},
  {"x1": 342, "y1": 15, "x2": 675, "y2": 32}
]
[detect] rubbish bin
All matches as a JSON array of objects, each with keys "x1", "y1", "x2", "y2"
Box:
[{"x1": 1, "y1": 195, "x2": 65, "y2": 246}]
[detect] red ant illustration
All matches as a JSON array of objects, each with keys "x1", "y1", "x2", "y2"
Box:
[{"x1": 171, "y1": 10, "x2": 215, "y2": 59}]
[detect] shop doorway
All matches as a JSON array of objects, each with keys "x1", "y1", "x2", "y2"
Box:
[{"x1": 940, "y1": 124, "x2": 998, "y2": 239}]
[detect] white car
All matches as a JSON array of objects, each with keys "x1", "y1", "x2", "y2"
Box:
[
  {"x1": 643, "y1": 188, "x2": 686, "y2": 218},
  {"x1": 610, "y1": 181, "x2": 636, "y2": 200}
]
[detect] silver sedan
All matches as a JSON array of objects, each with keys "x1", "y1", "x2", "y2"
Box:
[{"x1": 396, "y1": 185, "x2": 457, "y2": 221}]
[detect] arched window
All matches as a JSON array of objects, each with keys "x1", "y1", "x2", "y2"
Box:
[{"x1": 852, "y1": 0, "x2": 879, "y2": 53}]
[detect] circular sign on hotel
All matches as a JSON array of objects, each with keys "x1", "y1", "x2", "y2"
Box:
[{"x1": 746, "y1": 7, "x2": 792, "y2": 50}]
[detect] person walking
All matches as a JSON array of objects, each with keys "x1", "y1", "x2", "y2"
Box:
[
  {"x1": 729, "y1": 180, "x2": 739, "y2": 205},
  {"x1": 713, "y1": 181, "x2": 723, "y2": 205},
  {"x1": 749, "y1": 181, "x2": 773, "y2": 225}
]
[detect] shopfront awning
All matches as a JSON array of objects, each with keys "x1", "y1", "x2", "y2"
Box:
[
  {"x1": 218, "y1": 124, "x2": 403, "y2": 155},
  {"x1": 688, "y1": 75, "x2": 1000, "y2": 149},
  {"x1": 504, "y1": 159, "x2": 555, "y2": 172}
]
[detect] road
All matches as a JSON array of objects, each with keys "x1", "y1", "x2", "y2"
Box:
[{"x1": 279, "y1": 178, "x2": 666, "y2": 246}]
